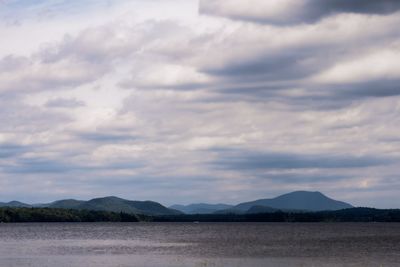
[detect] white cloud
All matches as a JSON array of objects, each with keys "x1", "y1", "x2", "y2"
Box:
[{"x1": 313, "y1": 48, "x2": 400, "y2": 84}]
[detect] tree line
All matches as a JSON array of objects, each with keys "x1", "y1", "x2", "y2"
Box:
[
  {"x1": 0, "y1": 207, "x2": 140, "y2": 223},
  {"x1": 1, "y1": 207, "x2": 400, "y2": 223},
  {"x1": 153, "y1": 208, "x2": 400, "y2": 223}
]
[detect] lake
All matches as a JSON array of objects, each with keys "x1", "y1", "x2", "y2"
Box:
[{"x1": 0, "y1": 222, "x2": 399, "y2": 266}]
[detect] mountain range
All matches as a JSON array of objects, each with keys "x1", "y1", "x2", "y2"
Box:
[
  {"x1": 0, "y1": 197, "x2": 181, "y2": 216},
  {"x1": 170, "y1": 203, "x2": 234, "y2": 214},
  {"x1": 0, "y1": 201, "x2": 31, "y2": 208},
  {"x1": 0, "y1": 191, "x2": 353, "y2": 216},
  {"x1": 171, "y1": 191, "x2": 353, "y2": 214}
]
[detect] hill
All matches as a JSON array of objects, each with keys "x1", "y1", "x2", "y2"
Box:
[
  {"x1": 232, "y1": 191, "x2": 353, "y2": 212},
  {"x1": 78, "y1": 196, "x2": 180, "y2": 215},
  {"x1": 48, "y1": 199, "x2": 85, "y2": 209},
  {"x1": 0, "y1": 201, "x2": 31, "y2": 208},
  {"x1": 45, "y1": 196, "x2": 181, "y2": 216},
  {"x1": 170, "y1": 203, "x2": 233, "y2": 214}
]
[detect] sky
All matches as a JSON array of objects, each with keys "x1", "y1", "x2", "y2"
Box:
[{"x1": 0, "y1": 0, "x2": 400, "y2": 208}]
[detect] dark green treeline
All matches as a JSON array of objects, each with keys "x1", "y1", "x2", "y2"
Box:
[
  {"x1": 0, "y1": 207, "x2": 140, "y2": 223},
  {"x1": 1, "y1": 207, "x2": 400, "y2": 223}
]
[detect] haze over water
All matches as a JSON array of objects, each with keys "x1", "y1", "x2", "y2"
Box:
[{"x1": 1, "y1": 222, "x2": 400, "y2": 267}]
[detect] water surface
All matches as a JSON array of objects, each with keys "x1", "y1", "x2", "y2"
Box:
[{"x1": 0, "y1": 222, "x2": 399, "y2": 266}]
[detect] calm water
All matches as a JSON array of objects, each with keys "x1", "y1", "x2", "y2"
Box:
[{"x1": 0, "y1": 222, "x2": 400, "y2": 267}]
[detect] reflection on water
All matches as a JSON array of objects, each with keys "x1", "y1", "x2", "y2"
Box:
[{"x1": 0, "y1": 222, "x2": 400, "y2": 266}]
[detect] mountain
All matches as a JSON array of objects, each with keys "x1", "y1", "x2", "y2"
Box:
[
  {"x1": 48, "y1": 199, "x2": 86, "y2": 209},
  {"x1": 0, "y1": 201, "x2": 31, "y2": 208},
  {"x1": 45, "y1": 196, "x2": 181, "y2": 216},
  {"x1": 170, "y1": 203, "x2": 233, "y2": 214},
  {"x1": 213, "y1": 205, "x2": 282, "y2": 215},
  {"x1": 233, "y1": 191, "x2": 353, "y2": 212},
  {"x1": 79, "y1": 196, "x2": 181, "y2": 215}
]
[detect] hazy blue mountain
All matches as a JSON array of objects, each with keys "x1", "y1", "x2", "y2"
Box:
[
  {"x1": 234, "y1": 191, "x2": 353, "y2": 212},
  {"x1": 48, "y1": 199, "x2": 86, "y2": 209},
  {"x1": 170, "y1": 203, "x2": 233, "y2": 214},
  {"x1": 79, "y1": 196, "x2": 179, "y2": 215},
  {"x1": 0, "y1": 201, "x2": 31, "y2": 208},
  {"x1": 214, "y1": 206, "x2": 304, "y2": 215},
  {"x1": 45, "y1": 196, "x2": 181, "y2": 215},
  {"x1": 213, "y1": 208, "x2": 247, "y2": 215},
  {"x1": 31, "y1": 196, "x2": 179, "y2": 215},
  {"x1": 78, "y1": 196, "x2": 142, "y2": 214}
]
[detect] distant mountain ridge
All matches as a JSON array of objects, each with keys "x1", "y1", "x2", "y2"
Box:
[
  {"x1": 170, "y1": 203, "x2": 234, "y2": 214},
  {"x1": 231, "y1": 191, "x2": 353, "y2": 213},
  {"x1": 0, "y1": 191, "x2": 353, "y2": 216},
  {"x1": 172, "y1": 191, "x2": 353, "y2": 214},
  {"x1": 72, "y1": 196, "x2": 180, "y2": 215},
  {"x1": 0, "y1": 197, "x2": 181, "y2": 216},
  {"x1": 0, "y1": 201, "x2": 31, "y2": 208},
  {"x1": 48, "y1": 199, "x2": 85, "y2": 209}
]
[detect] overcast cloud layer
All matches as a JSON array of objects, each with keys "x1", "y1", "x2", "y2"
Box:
[{"x1": 0, "y1": 0, "x2": 400, "y2": 208}]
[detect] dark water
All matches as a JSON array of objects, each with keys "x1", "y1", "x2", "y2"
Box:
[{"x1": 0, "y1": 222, "x2": 400, "y2": 267}]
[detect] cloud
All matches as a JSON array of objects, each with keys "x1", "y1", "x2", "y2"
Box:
[
  {"x1": 0, "y1": 143, "x2": 29, "y2": 158},
  {"x1": 0, "y1": 0, "x2": 121, "y2": 23},
  {"x1": 312, "y1": 48, "x2": 400, "y2": 84},
  {"x1": 329, "y1": 79, "x2": 400, "y2": 99},
  {"x1": 150, "y1": 10, "x2": 397, "y2": 110},
  {"x1": 211, "y1": 150, "x2": 393, "y2": 170},
  {"x1": 0, "y1": 95, "x2": 71, "y2": 133},
  {"x1": 120, "y1": 64, "x2": 211, "y2": 90},
  {"x1": 257, "y1": 173, "x2": 351, "y2": 184},
  {"x1": 200, "y1": 0, "x2": 400, "y2": 25},
  {"x1": 76, "y1": 131, "x2": 138, "y2": 143},
  {"x1": 2, "y1": 158, "x2": 74, "y2": 174},
  {"x1": 0, "y1": 55, "x2": 107, "y2": 94},
  {"x1": 309, "y1": 0, "x2": 400, "y2": 16},
  {"x1": 203, "y1": 48, "x2": 319, "y2": 81},
  {"x1": 45, "y1": 98, "x2": 85, "y2": 108}
]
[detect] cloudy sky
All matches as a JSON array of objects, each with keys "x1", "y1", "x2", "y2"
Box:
[{"x1": 1, "y1": 0, "x2": 400, "y2": 207}]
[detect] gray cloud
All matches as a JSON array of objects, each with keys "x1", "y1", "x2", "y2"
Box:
[
  {"x1": 307, "y1": 0, "x2": 400, "y2": 17},
  {"x1": 2, "y1": 158, "x2": 74, "y2": 174},
  {"x1": 76, "y1": 131, "x2": 138, "y2": 143},
  {"x1": 334, "y1": 79, "x2": 400, "y2": 98},
  {"x1": 200, "y1": 69, "x2": 400, "y2": 112},
  {"x1": 256, "y1": 173, "x2": 351, "y2": 184},
  {"x1": 203, "y1": 49, "x2": 320, "y2": 81},
  {"x1": 0, "y1": 95, "x2": 71, "y2": 132},
  {"x1": 200, "y1": 0, "x2": 400, "y2": 25},
  {"x1": 1, "y1": 155, "x2": 144, "y2": 174},
  {"x1": 0, "y1": 143, "x2": 29, "y2": 158},
  {"x1": 212, "y1": 150, "x2": 393, "y2": 170}
]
